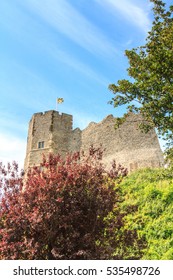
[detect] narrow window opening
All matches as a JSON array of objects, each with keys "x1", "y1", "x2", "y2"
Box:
[{"x1": 38, "y1": 141, "x2": 44, "y2": 149}]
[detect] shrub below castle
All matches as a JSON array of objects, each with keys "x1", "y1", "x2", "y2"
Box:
[
  {"x1": 0, "y1": 148, "x2": 144, "y2": 260},
  {"x1": 120, "y1": 167, "x2": 173, "y2": 259}
]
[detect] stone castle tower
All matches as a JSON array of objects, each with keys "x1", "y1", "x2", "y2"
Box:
[{"x1": 24, "y1": 110, "x2": 164, "y2": 172}]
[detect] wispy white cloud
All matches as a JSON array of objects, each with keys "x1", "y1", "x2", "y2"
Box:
[
  {"x1": 1, "y1": 0, "x2": 110, "y2": 87},
  {"x1": 0, "y1": 113, "x2": 27, "y2": 134},
  {"x1": 0, "y1": 132, "x2": 26, "y2": 169},
  {"x1": 20, "y1": 0, "x2": 117, "y2": 57},
  {"x1": 0, "y1": 60, "x2": 57, "y2": 111},
  {"x1": 48, "y1": 44, "x2": 110, "y2": 86},
  {"x1": 0, "y1": 110, "x2": 27, "y2": 168},
  {"x1": 96, "y1": 0, "x2": 151, "y2": 33}
]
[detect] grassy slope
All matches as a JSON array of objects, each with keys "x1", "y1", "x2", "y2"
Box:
[{"x1": 120, "y1": 168, "x2": 173, "y2": 259}]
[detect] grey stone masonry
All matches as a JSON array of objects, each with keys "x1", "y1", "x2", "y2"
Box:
[{"x1": 24, "y1": 110, "x2": 164, "y2": 172}]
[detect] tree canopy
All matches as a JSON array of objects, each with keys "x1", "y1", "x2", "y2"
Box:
[{"x1": 109, "y1": 0, "x2": 173, "y2": 147}]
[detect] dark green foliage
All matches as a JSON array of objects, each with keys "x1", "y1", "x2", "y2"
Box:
[
  {"x1": 165, "y1": 147, "x2": 173, "y2": 169},
  {"x1": 109, "y1": 0, "x2": 173, "y2": 147}
]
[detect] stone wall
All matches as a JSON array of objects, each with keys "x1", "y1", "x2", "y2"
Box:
[
  {"x1": 81, "y1": 113, "x2": 164, "y2": 171},
  {"x1": 24, "y1": 110, "x2": 73, "y2": 170},
  {"x1": 24, "y1": 110, "x2": 164, "y2": 171}
]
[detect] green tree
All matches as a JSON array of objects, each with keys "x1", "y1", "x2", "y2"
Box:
[{"x1": 109, "y1": 0, "x2": 173, "y2": 147}]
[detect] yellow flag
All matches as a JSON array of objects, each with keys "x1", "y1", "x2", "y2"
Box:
[{"x1": 57, "y1": 98, "x2": 64, "y2": 104}]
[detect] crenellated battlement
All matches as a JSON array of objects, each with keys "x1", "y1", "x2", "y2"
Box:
[
  {"x1": 24, "y1": 111, "x2": 164, "y2": 172},
  {"x1": 24, "y1": 110, "x2": 73, "y2": 170}
]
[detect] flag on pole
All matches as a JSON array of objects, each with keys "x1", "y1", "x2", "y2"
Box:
[
  {"x1": 56, "y1": 98, "x2": 64, "y2": 111},
  {"x1": 57, "y1": 98, "x2": 64, "y2": 104}
]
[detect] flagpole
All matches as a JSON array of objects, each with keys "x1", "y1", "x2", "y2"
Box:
[{"x1": 56, "y1": 98, "x2": 64, "y2": 112}]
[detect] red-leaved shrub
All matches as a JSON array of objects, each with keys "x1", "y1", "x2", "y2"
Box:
[{"x1": 0, "y1": 148, "x2": 143, "y2": 259}]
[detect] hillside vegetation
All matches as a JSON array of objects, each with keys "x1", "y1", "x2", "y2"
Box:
[
  {"x1": 120, "y1": 167, "x2": 173, "y2": 259},
  {"x1": 1, "y1": 151, "x2": 173, "y2": 259}
]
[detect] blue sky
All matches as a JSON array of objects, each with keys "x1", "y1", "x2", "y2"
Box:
[{"x1": 0, "y1": 0, "x2": 171, "y2": 167}]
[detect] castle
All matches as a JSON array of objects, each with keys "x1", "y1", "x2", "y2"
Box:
[{"x1": 24, "y1": 110, "x2": 164, "y2": 172}]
